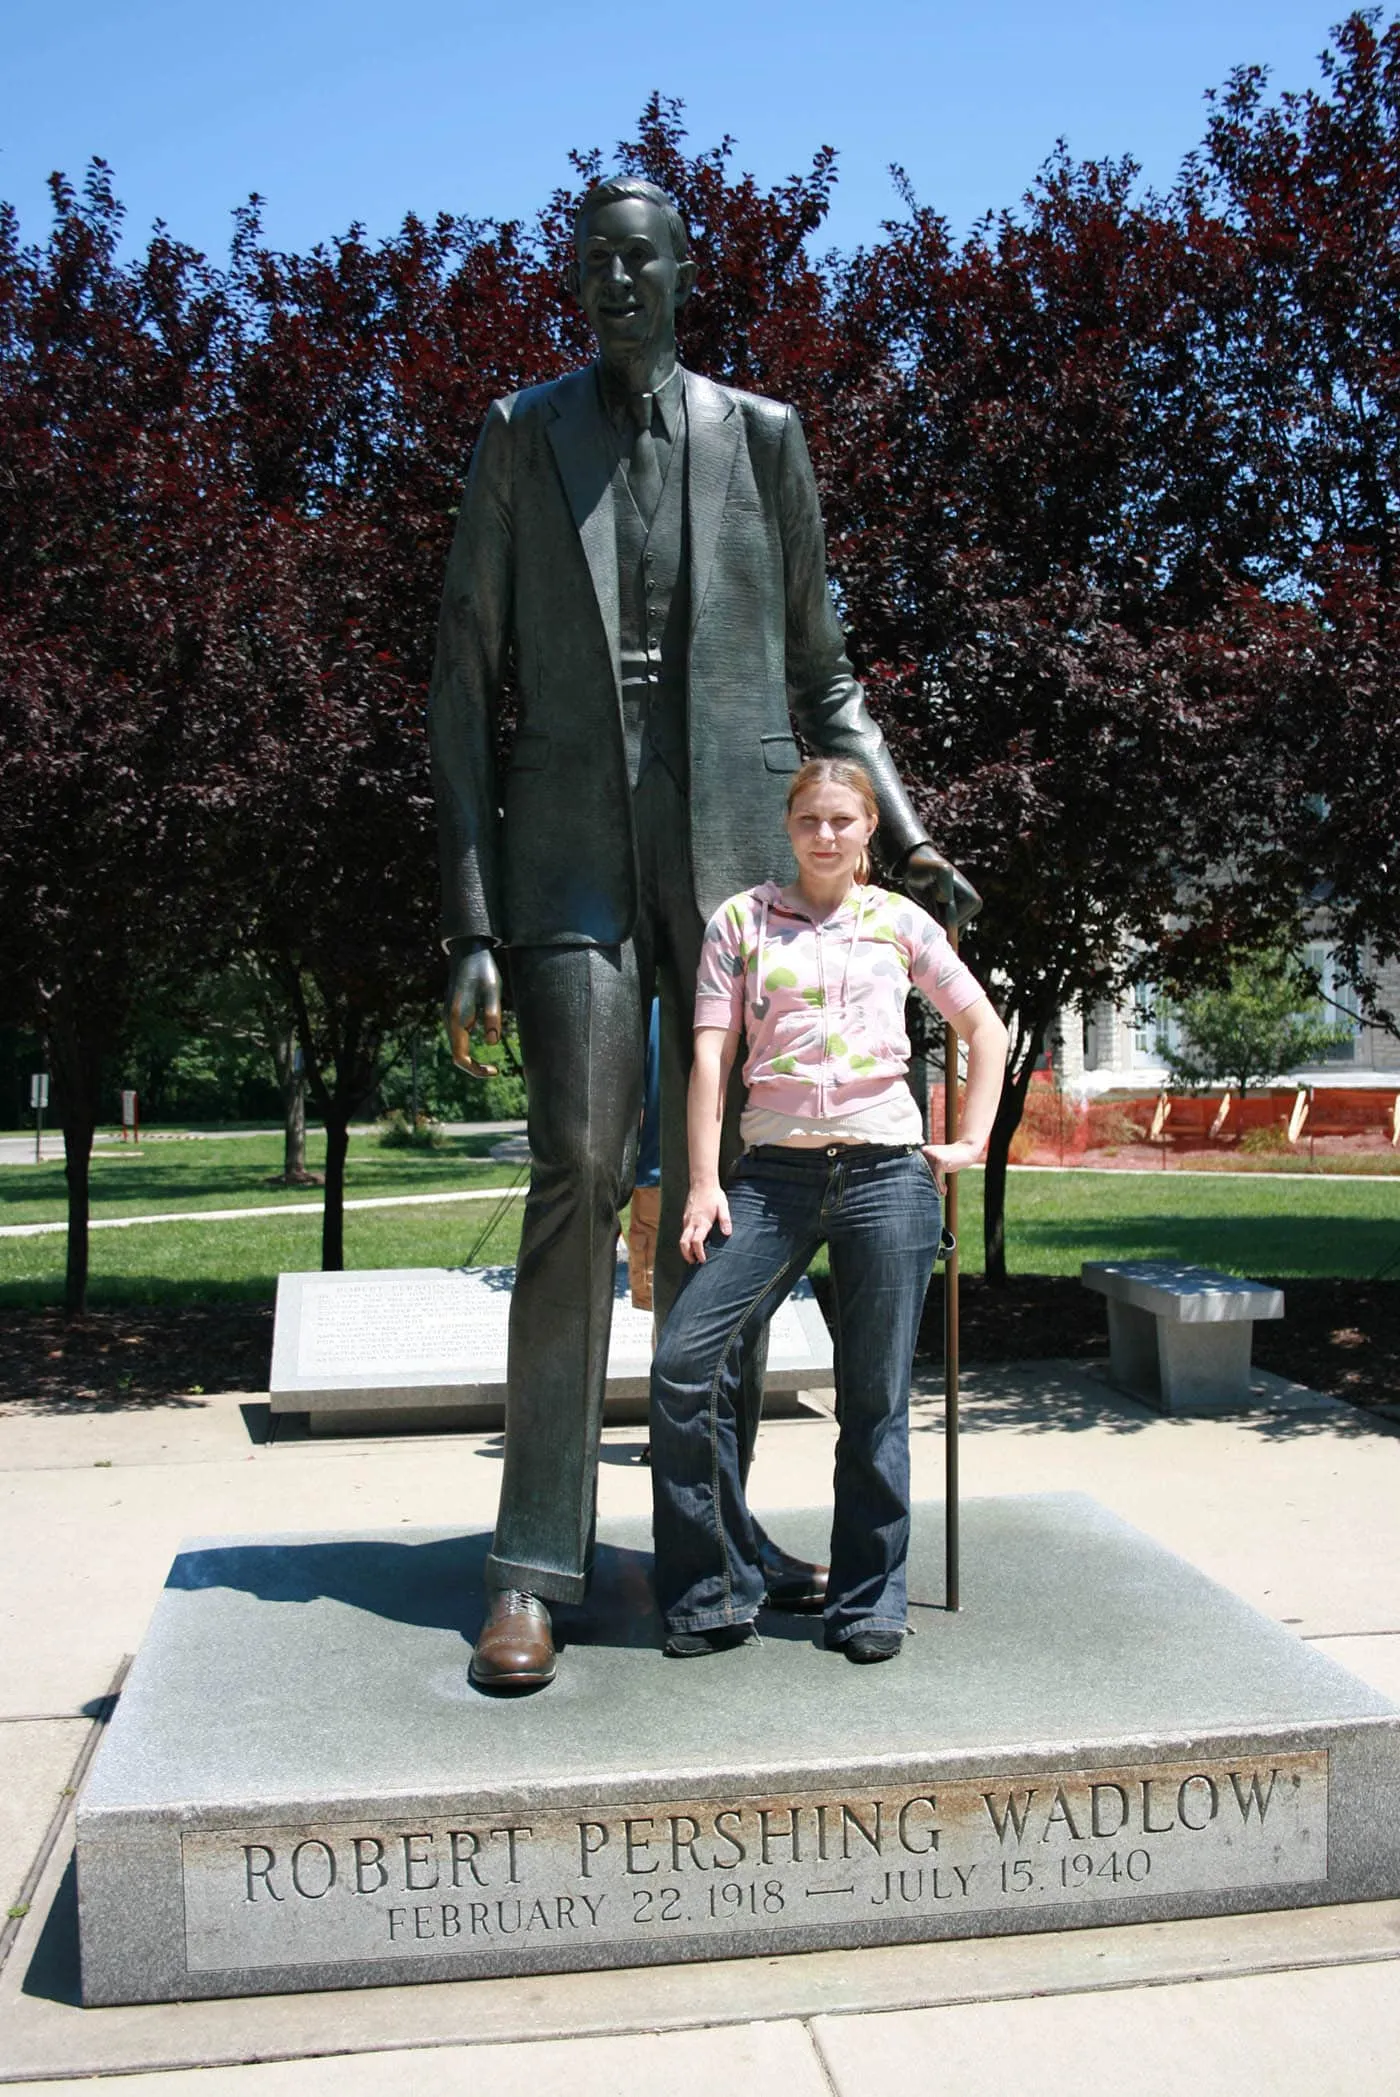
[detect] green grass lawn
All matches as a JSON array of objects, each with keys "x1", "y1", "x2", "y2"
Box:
[
  {"x1": 2, "y1": 1151, "x2": 1394, "y2": 1309},
  {"x1": 971, "y1": 1169, "x2": 1398, "y2": 1279},
  {"x1": 0, "y1": 1127, "x2": 529, "y2": 1306},
  {"x1": 0, "y1": 1129, "x2": 521, "y2": 1227},
  {"x1": 0, "y1": 1196, "x2": 529, "y2": 1306}
]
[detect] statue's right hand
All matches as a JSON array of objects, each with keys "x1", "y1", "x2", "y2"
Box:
[{"x1": 445, "y1": 943, "x2": 503, "y2": 1078}]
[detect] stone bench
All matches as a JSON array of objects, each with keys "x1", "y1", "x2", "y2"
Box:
[{"x1": 1081, "y1": 1261, "x2": 1284, "y2": 1415}]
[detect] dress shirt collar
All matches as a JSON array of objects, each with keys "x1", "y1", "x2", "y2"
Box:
[{"x1": 595, "y1": 360, "x2": 685, "y2": 441}]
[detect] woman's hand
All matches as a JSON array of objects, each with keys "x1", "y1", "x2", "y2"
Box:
[
  {"x1": 920, "y1": 1138, "x2": 987, "y2": 1194},
  {"x1": 680, "y1": 1180, "x2": 731, "y2": 1264}
]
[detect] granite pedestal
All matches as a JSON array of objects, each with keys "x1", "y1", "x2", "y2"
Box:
[
  {"x1": 75, "y1": 1495, "x2": 1400, "y2": 2006},
  {"x1": 269, "y1": 1262, "x2": 833, "y2": 1432}
]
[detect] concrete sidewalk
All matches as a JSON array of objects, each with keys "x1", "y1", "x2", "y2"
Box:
[{"x1": 1, "y1": 1361, "x2": 1398, "y2": 2092}]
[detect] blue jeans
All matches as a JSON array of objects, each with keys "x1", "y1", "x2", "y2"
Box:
[{"x1": 650, "y1": 1144, "x2": 943, "y2": 1644}]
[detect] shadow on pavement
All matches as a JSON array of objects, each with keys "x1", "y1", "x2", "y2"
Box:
[
  {"x1": 21, "y1": 1851, "x2": 80, "y2": 2008},
  {"x1": 909, "y1": 1360, "x2": 1400, "y2": 1442}
]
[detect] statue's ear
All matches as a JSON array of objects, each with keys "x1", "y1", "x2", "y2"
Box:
[
  {"x1": 567, "y1": 251, "x2": 582, "y2": 303},
  {"x1": 674, "y1": 257, "x2": 698, "y2": 309}
]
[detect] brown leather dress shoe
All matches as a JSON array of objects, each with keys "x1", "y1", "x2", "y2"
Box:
[
  {"x1": 756, "y1": 1531, "x2": 828, "y2": 1613},
  {"x1": 469, "y1": 1589, "x2": 557, "y2": 1691}
]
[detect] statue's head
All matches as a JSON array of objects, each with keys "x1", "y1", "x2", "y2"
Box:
[{"x1": 572, "y1": 177, "x2": 696, "y2": 368}]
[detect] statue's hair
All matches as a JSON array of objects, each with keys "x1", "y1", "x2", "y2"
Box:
[
  {"x1": 573, "y1": 177, "x2": 691, "y2": 264},
  {"x1": 786, "y1": 758, "x2": 879, "y2": 884}
]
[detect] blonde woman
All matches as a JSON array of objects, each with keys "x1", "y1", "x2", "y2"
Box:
[{"x1": 650, "y1": 759, "x2": 1008, "y2": 1662}]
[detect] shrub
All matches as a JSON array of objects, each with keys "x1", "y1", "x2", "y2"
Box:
[
  {"x1": 1008, "y1": 1084, "x2": 1086, "y2": 1162},
  {"x1": 1087, "y1": 1100, "x2": 1154, "y2": 1148},
  {"x1": 378, "y1": 1025, "x2": 528, "y2": 1122},
  {"x1": 377, "y1": 1110, "x2": 446, "y2": 1151}
]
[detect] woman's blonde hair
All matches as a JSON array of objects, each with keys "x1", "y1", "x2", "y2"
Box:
[{"x1": 785, "y1": 757, "x2": 879, "y2": 883}]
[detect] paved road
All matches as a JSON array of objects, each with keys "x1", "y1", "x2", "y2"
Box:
[
  {"x1": 0, "y1": 1136, "x2": 90, "y2": 1165},
  {"x1": 0, "y1": 1123, "x2": 529, "y2": 1168}
]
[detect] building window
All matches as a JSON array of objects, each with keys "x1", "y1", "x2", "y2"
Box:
[
  {"x1": 1133, "y1": 988, "x2": 1179, "y2": 1068},
  {"x1": 1302, "y1": 943, "x2": 1360, "y2": 1064}
]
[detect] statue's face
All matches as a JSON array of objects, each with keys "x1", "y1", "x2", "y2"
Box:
[{"x1": 575, "y1": 196, "x2": 694, "y2": 364}]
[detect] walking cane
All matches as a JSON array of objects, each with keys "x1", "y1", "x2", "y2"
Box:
[{"x1": 943, "y1": 920, "x2": 961, "y2": 1612}]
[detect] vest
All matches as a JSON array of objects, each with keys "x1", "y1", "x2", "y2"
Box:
[{"x1": 613, "y1": 417, "x2": 689, "y2": 793}]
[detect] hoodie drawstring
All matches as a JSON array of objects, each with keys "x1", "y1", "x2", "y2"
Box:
[
  {"x1": 753, "y1": 893, "x2": 769, "y2": 1015},
  {"x1": 839, "y1": 888, "x2": 869, "y2": 1009}
]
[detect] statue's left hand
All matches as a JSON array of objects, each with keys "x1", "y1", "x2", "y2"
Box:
[
  {"x1": 900, "y1": 845, "x2": 982, "y2": 931},
  {"x1": 445, "y1": 944, "x2": 504, "y2": 1079}
]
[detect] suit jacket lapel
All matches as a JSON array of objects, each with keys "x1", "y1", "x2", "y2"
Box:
[
  {"x1": 546, "y1": 368, "x2": 621, "y2": 697},
  {"x1": 684, "y1": 370, "x2": 740, "y2": 631}
]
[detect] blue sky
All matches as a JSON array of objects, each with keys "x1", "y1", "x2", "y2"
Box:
[{"x1": 1, "y1": 2, "x2": 1353, "y2": 260}]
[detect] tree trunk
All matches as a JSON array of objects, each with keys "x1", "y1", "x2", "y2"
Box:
[
  {"x1": 284, "y1": 1071, "x2": 307, "y2": 1180},
  {"x1": 982, "y1": 1012, "x2": 1052, "y2": 1287},
  {"x1": 268, "y1": 1020, "x2": 309, "y2": 1182},
  {"x1": 47, "y1": 1008, "x2": 105, "y2": 1317},
  {"x1": 981, "y1": 1081, "x2": 1020, "y2": 1287},
  {"x1": 62, "y1": 1112, "x2": 95, "y2": 1314},
  {"x1": 321, "y1": 1109, "x2": 351, "y2": 1271}
]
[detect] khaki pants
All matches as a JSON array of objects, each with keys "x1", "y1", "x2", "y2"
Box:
[{"x1": 627, "y1": 1183, "x2": 662, "y2": 1310}]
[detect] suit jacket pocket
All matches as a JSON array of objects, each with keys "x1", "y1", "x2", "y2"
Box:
[
  {"x1": 509, "y1": 729, "x2": 552, "y2": 772},
  {"x1": 760, "y1": 733, "x2": 800, "y2": 773}
]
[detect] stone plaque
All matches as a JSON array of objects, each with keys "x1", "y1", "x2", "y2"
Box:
[
  {"x1": 180, "y1": 1753, "x2": 1326, "y2": 1974},
  {"x1": 269, "y1": 1263, "x2": 833, "y2": 1416},
  {"x1": 295, "y1": 1272, "x2": 513, "y2": 1380}
]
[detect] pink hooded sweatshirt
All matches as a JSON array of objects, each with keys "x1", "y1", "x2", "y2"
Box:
[{"x1": 693, "y1": 882, "x2": 985, "y2": 1124}]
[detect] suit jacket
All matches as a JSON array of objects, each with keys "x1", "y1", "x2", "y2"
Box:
[{"x1": 428, "y1": 364, "x2": 930, "y2": 948}]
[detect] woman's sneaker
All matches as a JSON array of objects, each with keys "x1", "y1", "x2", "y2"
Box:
[{"x1": 837, "y1": 1630, "x2": 903, "y2": 1664}]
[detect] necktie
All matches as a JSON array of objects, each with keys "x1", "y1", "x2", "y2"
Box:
[{"x1": 628, "y1": 392, "x2": 663, "y2": 525}]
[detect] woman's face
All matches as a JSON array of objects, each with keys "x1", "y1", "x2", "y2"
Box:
[{"x1": 785, "y1": 782, "x2": 877, "y2": 886}]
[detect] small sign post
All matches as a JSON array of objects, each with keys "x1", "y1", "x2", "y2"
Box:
[
  {"x1": 120, "y1": 1089, "x2": 139, "y2": 1146},
  {"x1": 30, "y1": 1072, "x2": 49, "y2": 1165}
]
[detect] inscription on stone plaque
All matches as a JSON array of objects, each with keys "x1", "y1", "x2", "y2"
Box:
[
  {"x1": 282, "y1": 1264, "x2": 831, "y2": 1395},
  {"x1": 181, "y1": 1752, "x2": 1326, "y2": 1972},
  {"x1": 295, "y1": 1274, "x2": 512, "y2": 1380}
]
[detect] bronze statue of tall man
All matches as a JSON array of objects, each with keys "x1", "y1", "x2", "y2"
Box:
[{"x1": 429, "y1": 176, "x2": 976, "y2": 1690}]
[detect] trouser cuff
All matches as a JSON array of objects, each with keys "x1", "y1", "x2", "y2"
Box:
[
  {"x1": 486, "y1": 1550, "x2": 588, "y2": 1605},
  {"x1": 825, "y1": 1615, "x2": 906, "y2": 1645},
  {"x1": 664, "y1": 1606, "x2": 761, "y2": 1635}
]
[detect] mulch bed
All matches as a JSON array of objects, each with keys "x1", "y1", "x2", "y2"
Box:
[
  {"x1": 0, "y1": 1305, "x2": 275, "y2": 1413},
  {"x1": 1, "y1": 1280, "x2": 1396, "y2": 1416}
]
